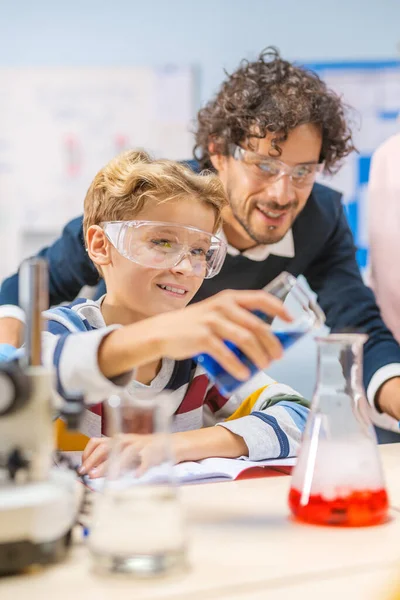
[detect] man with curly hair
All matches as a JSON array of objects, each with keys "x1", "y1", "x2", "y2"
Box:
[{"x1": 1, "y1": 48, "x2": 400, "y2": 428}]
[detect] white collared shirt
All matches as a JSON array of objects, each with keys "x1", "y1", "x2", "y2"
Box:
[{"x1": 220, "y1": 228, "x2": 295, "y2": 261}]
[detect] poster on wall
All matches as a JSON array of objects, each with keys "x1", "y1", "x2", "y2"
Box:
[
  {"x1": 304, "y1": 60, "x2": 400, "y2": 272},
  {"x1": 0, "y1": 66, "x2": 195, "y2": 279}
]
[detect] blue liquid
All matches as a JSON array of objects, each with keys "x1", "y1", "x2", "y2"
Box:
[
  {"x1": 275, "y1": 330, "x2": 305, "y2": 349},
  {"x1": 196, "y1": 329, "x2": 305, "y2": 397}
]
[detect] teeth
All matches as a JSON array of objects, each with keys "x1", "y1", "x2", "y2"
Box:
[
  {"x1": 159, "y1": 285, "x2": 186, "y2": 295},
  {"x1": 257, "y1": 205, "x2": 283, "y2": 218}
]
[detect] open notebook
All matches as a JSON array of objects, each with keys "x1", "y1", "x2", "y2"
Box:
[
  {"x1": 79, "y1": 456, "x2": 296, "y2": 490},
  {"x1": 171, "y1": 456, "x2": 294, "y2": 484}
]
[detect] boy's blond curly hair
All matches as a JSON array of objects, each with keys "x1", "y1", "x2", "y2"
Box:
[{"x1": 83, "y1": 149, "x2": 227, "y2": 240}]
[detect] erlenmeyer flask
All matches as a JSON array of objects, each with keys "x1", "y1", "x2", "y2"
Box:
[
  {"x1": 196, "y1": 272, "x2": 325, "y2": 396},
  {"x1": 89, "y1": 391, "x2": 187, "y2": 576},
  {"x1": 288, "y1": 333, "x2": 389, "y2": 527}
]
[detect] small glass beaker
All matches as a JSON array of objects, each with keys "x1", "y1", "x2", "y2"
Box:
[
  {"x1": 288, "y1": 333, "x2": 389, "y2": 527},
  {"x1": 196, "y1": 272, "x2": 325, "y2": 396},
  {"x1": 89, "y1": 391, "x2": 187, "y2": 576}
]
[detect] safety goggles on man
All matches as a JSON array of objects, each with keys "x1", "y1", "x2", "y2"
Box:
[
  {"x1": 230, "y1": 144, "x2": 324, "y2": 188},
  {"x1": 102, "y1": 221, "x2": 227, "y2": 279}
]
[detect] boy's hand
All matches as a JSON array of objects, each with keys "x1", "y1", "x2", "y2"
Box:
[
  {"x1": 80, "y1": 434, "x2": 169, "y2": 479},
  {"x1": 154, "y1": 289, "x2": 291, "y2": 381},
  {"x1": 80, "y1": 437, "x2": 111, "y2": 477},
  {"x1": 80, "y1": 427, "x2": 249, "y2": 479},
  {"x1": 98, "y1": 288, "x2": 292, "y2": 381}
]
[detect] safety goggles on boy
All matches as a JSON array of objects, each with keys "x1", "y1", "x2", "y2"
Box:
[
  {"x1": 102, "y1": 221, "x2": 227, "y2": 279},
  {"x1": 229, "y1": 144, "x2": 324, "y2": 188}
]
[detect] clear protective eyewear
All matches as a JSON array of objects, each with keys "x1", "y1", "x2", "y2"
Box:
[
  {"x1": 230, "y1": 144, "x2": 324, "y2": 188},
  {"x1": 102, "y1": 220, "x2": 227, "y2": 279}
]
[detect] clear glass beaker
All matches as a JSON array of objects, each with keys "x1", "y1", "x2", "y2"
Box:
[
  {"x1": 89, "y1": 391, "x2": 187, "y2": 576},
  {"x1": 288, "y1": 333, "x2": 389, "y2": 527},
  {"x1": 196, "y1": 272, "x2": 325, "y2": 396}
]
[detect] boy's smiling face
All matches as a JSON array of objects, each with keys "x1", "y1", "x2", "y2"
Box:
[{"x1": 89, "y1": 198, "x2": 218, "y2": 322}]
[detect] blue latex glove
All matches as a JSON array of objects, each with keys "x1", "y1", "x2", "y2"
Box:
[{"x1": 0, "y1": 344, "x2": 18, "y2": 362}]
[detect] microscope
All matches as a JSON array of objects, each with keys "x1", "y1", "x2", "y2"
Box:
[{"x1": 0, "y1": 258, "x2": 83, "y2": 575}]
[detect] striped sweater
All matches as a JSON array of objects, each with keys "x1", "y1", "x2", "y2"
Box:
[{"x1": 42, "y1": 297, "x2": 310, "y2": 461}]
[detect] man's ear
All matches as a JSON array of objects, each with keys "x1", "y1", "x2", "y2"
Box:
[
  {"x1": 208, "y1": 138, "x2": 229, "y2": 174},
  {"x1": 86, "y1": 225, "x2": 112, "y2": 267}
]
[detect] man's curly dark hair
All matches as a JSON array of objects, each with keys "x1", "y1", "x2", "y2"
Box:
[{"x1": 194, "y1": 47, "x2": 356, "y2": 174}]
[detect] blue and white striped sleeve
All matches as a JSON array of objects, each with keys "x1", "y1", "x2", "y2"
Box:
[
  {"x1": 41, "y1": 308, "x2": 134, "y2": 406},
  {"x1": 218, "y1": 380, "x2": 310, "y2": 461}
]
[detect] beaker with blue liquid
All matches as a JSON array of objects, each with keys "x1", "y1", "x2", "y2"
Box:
[{"x1": 196, "y1": 272, "x2": 325, "y2": 396}]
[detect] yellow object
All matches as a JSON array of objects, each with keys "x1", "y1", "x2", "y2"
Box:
[
  {"x1": 225, "y1": 384, "x2": 271, "y2": 421},
  {"x1": 387, "y1": 583, "x2": 400, "y2": 600},
  {"x1": 54, "y1": 418, "x2": 89, "y2": 451}
]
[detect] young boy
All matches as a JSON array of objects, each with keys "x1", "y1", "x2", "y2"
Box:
[{"x1": 42, "y1": 149, "x2": 310, "y2": 477}]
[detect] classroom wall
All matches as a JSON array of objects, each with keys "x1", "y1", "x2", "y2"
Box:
[{"x1": 0, "y1": 0, "x2": 399, "y2": 108}]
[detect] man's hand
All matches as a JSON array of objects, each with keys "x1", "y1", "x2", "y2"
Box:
[{"x1": 375, "y1": 377, "x2": 400, "y2": 420}]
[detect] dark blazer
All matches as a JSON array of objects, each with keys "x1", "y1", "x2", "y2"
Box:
[{"x1": 2, "y1": 161, "x2": 399, "y2": 392}]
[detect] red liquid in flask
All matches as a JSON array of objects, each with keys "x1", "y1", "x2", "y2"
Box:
[{"x1": 289, "y1": 487, "x2": 389, "y2": 527}]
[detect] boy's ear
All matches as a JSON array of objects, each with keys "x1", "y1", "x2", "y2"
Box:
[{"x1": 86, "y1": 225, "x2": 112, "y2": 267}]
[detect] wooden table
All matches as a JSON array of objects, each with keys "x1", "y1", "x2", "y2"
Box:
[{"x1": 1, "y1": 444, "x2": 400, "y2": 600}]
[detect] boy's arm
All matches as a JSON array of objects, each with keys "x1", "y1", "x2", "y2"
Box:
[
  {"x1": 172, "y1": 381, "x2": 309, "y2": 463},
  {"x1": 42, "y1": 328, "x2": 134, "y2": 406},
  {"x1": 80, "y1": 426, "x2": 248, "y2": 477},
  {"x1": 40, "y1": 289, "x2": 289, "y2": 407},
  {"x1": 111, "y1": 384, "x2": 309, "y2": 465},
  {"x1": 216, "y1": 382, "x2": 310, "y2": 461},
  {"x1": 41, "y1": 308, "x2": 135, "y2": 406},
  {"x1": 172, "y1": 427, "x2": 248, "y2": 463},
  {"x1": 97, "y1": 289, "x2": 290, "y2": 380}
]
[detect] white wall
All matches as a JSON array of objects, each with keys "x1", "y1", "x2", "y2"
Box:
[{"x1": 0, "y1": 0, "x2": 399, "y2": 108}]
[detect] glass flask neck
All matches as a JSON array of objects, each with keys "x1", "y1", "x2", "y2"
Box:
[{"x1": 315, "y1": 333, "x2": 367, "y2": 400}]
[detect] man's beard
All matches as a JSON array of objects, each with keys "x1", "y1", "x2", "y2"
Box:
[{"x1": 227, "y1": 188, "x2": 298, "y2": 245}]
